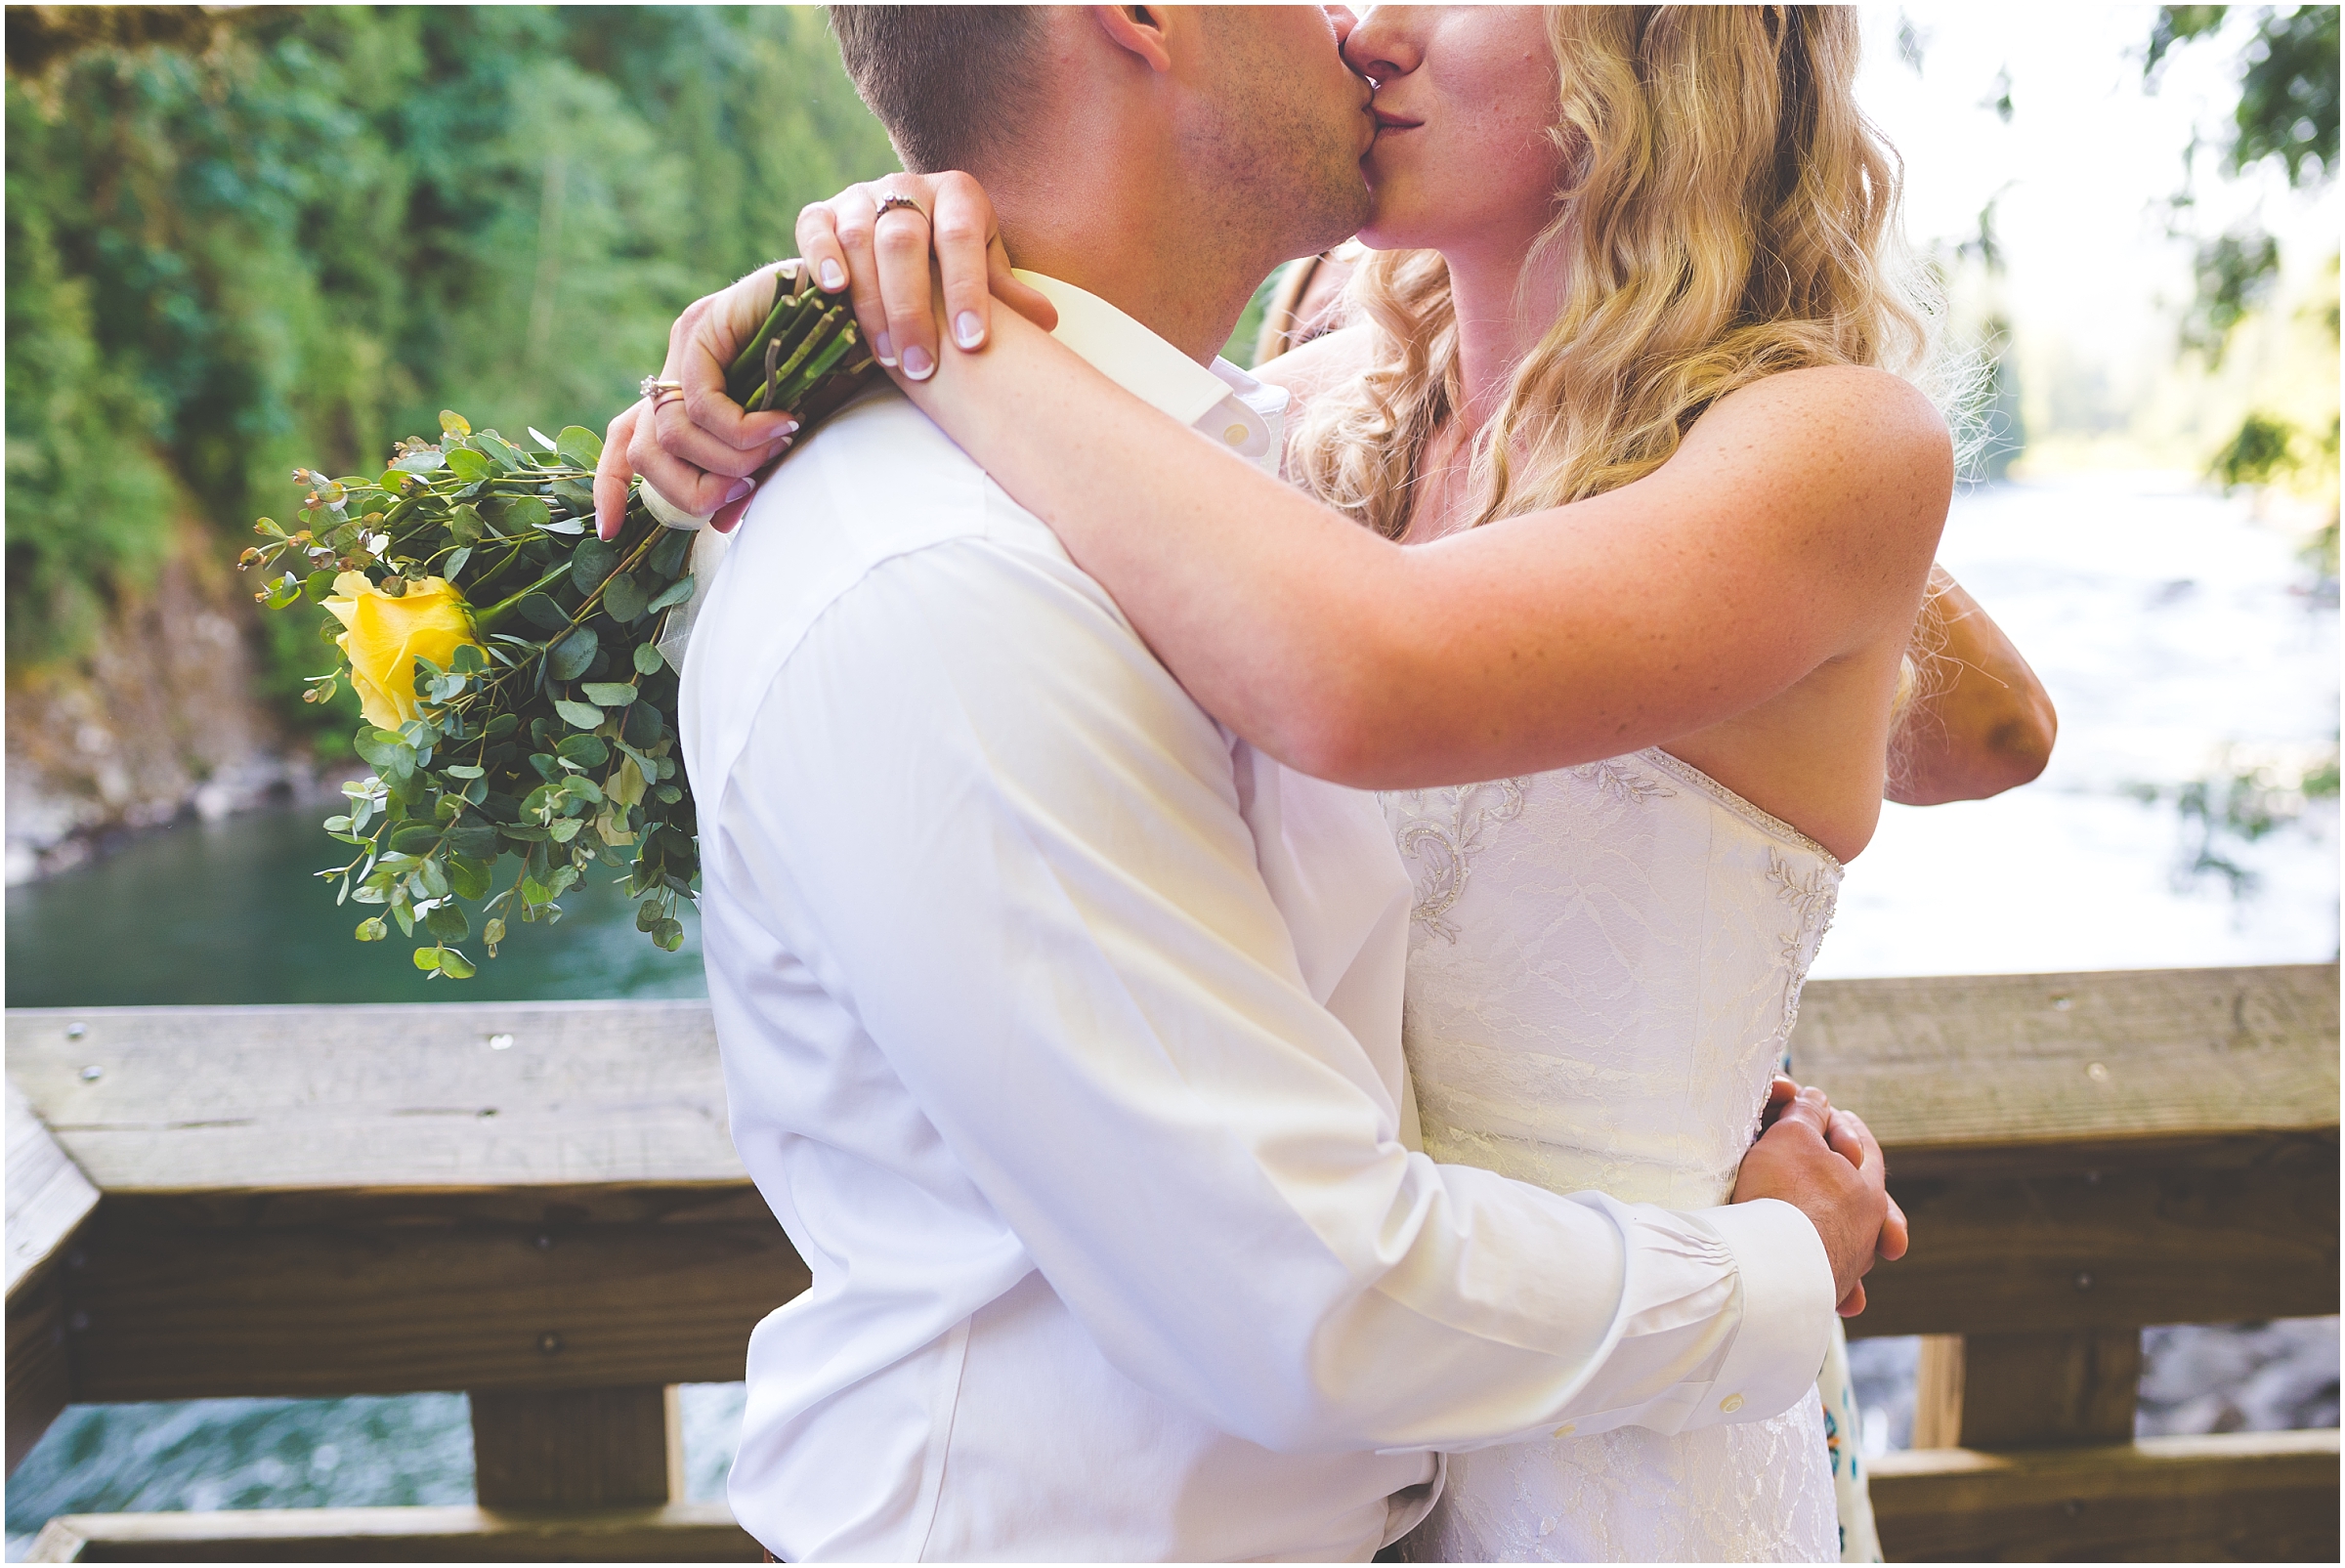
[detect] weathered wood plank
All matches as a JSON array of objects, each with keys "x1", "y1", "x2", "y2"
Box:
[
  {"x1": 23, "y1": 1502, "x2": 759, "y2": 1562},
  {"x1": 8, "y1": 1080, "x2": 102, "y2": 1298},
  {"x1": 11, "y1": 968, "x2": 2330, "y2": 1203},
  {"x1": 64, "y1": 1209, "x2": 804, "y2": 1402},
  {"x1": 5, "y1": 1002, "x2": 738, "y2": 1195},
  {"x1": 1870, "y1": 1428, "x2": 2341, "y2": 1562},
  {"x1": 1849, "y1": 1132, "x2": 2337, "y2": 1337},
  {"x1": 1791, "y1": 965, "x2": 2338, "y2": 1165},
  {"x1": 8, "y1": 1266, "x2": 74, "y2": 1477},
  {"x1": 1938, "y1": 1331, "x2": 2145, "y2": 1448},
  {"x1": 470, "y1": 1385, "x2": 682, "y2": 1508},
  {"x1": 8, "y1": 1081, "x2": 101, "y2": 1475}
]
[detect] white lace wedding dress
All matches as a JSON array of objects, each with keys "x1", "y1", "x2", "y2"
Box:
[{"x1": 1385, "y1": 747, "x2": 1844, "y2": 1563}]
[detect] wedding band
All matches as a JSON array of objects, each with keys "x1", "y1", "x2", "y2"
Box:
[
  {"x1": 639, "y1": 375, "x2": 685, "y2": 409},
  {"x1": 873, "y1": 193, "x2": 926, "y2": 223}
]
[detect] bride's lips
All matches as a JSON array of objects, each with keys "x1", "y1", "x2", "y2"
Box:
[{"x1": 1371, "y1": 106, "x2": 1424, "y2": 133}]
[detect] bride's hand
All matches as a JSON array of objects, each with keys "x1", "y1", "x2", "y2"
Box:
[{"x1": 794, "y1": 171, "x2": 1058, "y2": 382}]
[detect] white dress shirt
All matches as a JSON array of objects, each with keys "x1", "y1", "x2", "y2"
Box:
[{"x1": 680, "y1": 275, "x2": 1835, "y2": 1562}]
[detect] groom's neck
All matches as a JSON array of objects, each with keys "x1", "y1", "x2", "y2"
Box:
[{"x1": 989, "y1": 177, "x2": 1264, "y2": 367}]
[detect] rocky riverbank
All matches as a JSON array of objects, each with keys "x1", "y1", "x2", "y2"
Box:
[{"x1": 4, "y1": 530, "x2": 335, "y2": 885}]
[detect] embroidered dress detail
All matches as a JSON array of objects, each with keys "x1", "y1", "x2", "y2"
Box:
[
  {"x1": 1386, "y1": 748, "x2": 1848, "y2": 1563},
  {"x1": 1384, "y1": 778, "x2": 1529, "y2": 942}
]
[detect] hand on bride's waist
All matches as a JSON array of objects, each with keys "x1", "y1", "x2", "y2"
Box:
[{"x1": 1734, "y1": 1077, "x2": 1909, "y2": 1317}]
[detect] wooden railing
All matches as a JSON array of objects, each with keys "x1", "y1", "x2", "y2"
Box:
[{"x1": 6, "y1": 964, "x2": 2336, "y2": 1562}]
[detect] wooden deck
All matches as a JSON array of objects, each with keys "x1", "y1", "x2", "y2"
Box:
[{"x1": 7, "y1": 963, "x2": 2337, "y2": 1560}]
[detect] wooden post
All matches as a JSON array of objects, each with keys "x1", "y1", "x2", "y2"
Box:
[
  {"x1": 7, "y1": 1081, "x2": 101, "y2": 1475},
  {"x1": 470, "y1": 1385, "x2": 685, "y2": 1508},
  {"x1": 1909, "y1": 1331, "x2": 2144, "y2": 1450}
]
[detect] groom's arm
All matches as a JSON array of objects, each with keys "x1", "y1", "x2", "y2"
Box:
[{"x1": 717, "y1": 524, "x2": 1840, "y2": 1455}]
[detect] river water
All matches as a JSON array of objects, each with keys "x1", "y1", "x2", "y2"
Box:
[{"x1": 6, "y1": 475, "x2": 2336, "y2": 1549}]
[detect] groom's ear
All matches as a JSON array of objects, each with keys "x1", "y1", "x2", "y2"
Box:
[{"x1": 1089, "y1": 5, "x2": 1175, "y2": 74}]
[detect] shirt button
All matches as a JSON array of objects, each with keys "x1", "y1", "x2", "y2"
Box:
[
  {"x1": 1223, "y1": 424, "x2": 1249, "y2": 445},
  {"x1": 1550, "y1": 1422, "x2": 1576, "y2": 1439},
  {"x1": 1720, "y1": 1393, "x2": 1746, "y2": 1414}
]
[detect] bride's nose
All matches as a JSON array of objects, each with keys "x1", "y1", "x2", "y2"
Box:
[{"x1": 1342, "y1": 6, "x2": 1422, "y2": 85}]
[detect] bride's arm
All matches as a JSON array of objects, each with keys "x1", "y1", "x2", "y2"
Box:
[
  {"x1": 1890, "y1": 569, "x2": 2057, "y2": 803},
  {"x1": 898, "y1": 303, "x2": 1951, "y2": 789}
]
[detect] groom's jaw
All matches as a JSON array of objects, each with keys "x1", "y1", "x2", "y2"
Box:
[{"x1": 832, "y1": 4, "x2": 1370, "y2": 364}]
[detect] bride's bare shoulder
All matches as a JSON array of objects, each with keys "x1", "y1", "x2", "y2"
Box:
[{"x1": 1252, "y1": 325, "x2": 1378, "y2": 416}]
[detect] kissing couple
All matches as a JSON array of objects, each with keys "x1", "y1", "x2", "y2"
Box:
[{"x1": 598, "y1": 7, "x2": 2055, "y2": 1561}]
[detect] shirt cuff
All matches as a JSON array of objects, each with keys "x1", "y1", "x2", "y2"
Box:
[{"x1": 1687, "y1": 1197, "x2": 1837, "y2": 1425}]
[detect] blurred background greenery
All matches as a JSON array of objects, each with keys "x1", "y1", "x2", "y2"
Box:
[{"x1": 6, "y1": 4, "x2": 894, "y2": 720}]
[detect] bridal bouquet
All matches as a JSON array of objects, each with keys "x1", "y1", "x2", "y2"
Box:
[{"x1": 238, "y1": 263, "x2": 874, "y2": 978}]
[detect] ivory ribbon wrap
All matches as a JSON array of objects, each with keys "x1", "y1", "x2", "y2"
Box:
[{"x1": 640, "y1": 481, "x2": 733, "y2": 675}]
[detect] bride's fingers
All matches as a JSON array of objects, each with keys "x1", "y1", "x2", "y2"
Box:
[
  {"x1": 793, "y1": 201, "x2": 853, "y2": 297},
  {"x1": 677, "y1": 268, "x2": 800, "y2": 455},
  {"x1": 874, "y1": 195, "x2": 941, "y2": 380},
  {"x1": 988, "y1": 238, "x2": 1060, "y2": 332},
  {"x1": 814, "y1": 187, "x2": 895, "y2": 365},
  {"x1": 1836, "y1": 1280, "x2": 1867, "y2": 1318},
  {"x1": 594, "y1": 401, "x2": 646, "y2": 541},
  {"x1": 930, "y1": 172, "x2": 1002, "y2": 352}
]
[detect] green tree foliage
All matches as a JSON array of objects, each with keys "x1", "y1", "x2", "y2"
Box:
[{"x1": 4, "y1": 7, "x2": 897, "y2": 700}]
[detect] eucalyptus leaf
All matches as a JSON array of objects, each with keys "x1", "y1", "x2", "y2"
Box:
[
  {"x1": 437, "y1": 949, "x2": 477, "y2": 980},
  {"x1": 571, "y1": 537, "x2": 619, "y2": 592},
  {"x1": 553, "y1": 698, "x2": 606, "y2": 731},
  {"x1": 631, "y1": 641, "x2": 667, "y2": 675},
  {"x1": 646, "y1": 530, "x2": 693, "y2": 579},
  {"x1": 621, "y1": 700, "x2": 661, "y2": 748},
  {"x1": 558, "y1": 735, "x2": 610, "y2": 767},
  {"x1": 579, "y1": 681, "x2": 637, "y2": 707},
  {"x1": 499, "y1": 495, "x2": 552, "y2": 531},
  {"x1": 445, "y1": 447, "x2": 492, "y2": 483},
  {"x1": 602, "y1": 572, "x2": 648, "y2": 622},
  {"x1": 548, "y1": 624, "x2": 598, "y2": 679},
  {"x1": 476, "y1": 431, "x2": 527, "y2": 472},
  {"x1": 556, "y1": 426, "x2": 604, "y2": 468},
  {"x1": 645, "y1": 575, "x2": 697, "y2": 614}
]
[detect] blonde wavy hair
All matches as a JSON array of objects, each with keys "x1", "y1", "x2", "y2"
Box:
[{"x1": 1297, "y1": 6, "x2": 1942, "y2": 543}]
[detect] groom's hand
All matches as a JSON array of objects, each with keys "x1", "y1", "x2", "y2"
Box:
[{"x1": 1732, "y1": 1085, "x2": 1899, "y2": 1317}]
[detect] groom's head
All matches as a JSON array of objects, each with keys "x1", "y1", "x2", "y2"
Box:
[{"x1": 829, "y1": 6, "x2": 1372, "y2": 277}]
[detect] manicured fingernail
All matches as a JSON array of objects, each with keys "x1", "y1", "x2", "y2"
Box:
[
  {"x1": 902, "y1": 344, "x2": 935, "y2": 380},
  {"x1": 874, "y1": 330, "x2": 895, "y2": 366},
  {"x1": 724, "y1": 477, "x2": 755, "y2": 504},
  {"x1": 819, "y1": 260, "x2": 846, "y2": 290},
  {"x1": 955, "y1": 312, "x2": 983, "y2": 349}
]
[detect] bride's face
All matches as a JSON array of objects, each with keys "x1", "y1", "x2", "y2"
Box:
[{"x1": 1343, "y1": 6, "x2": 1567, "y2": 256}]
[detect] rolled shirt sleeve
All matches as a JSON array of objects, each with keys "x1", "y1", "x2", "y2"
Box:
[{"x1": 717, "y1": 522, "x2": 1833, "y2": 1456}]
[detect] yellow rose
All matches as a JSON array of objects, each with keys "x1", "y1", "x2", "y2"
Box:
[{"x1": 321, "y1": 572, "x2": 482, "y2": 731}]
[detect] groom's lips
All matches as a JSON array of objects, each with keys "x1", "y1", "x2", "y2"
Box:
[{"x1": 1371, "y1": 106, "x2": 1424, "y2": 134}]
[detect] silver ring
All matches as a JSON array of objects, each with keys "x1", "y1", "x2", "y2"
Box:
[{"x1": 873, "y1": 193, "x2": 926, "y2": 224}]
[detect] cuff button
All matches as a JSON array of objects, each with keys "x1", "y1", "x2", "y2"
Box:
[{"x1": 1719, "y1": 1393, "x2": 1745, "y2": 1414}]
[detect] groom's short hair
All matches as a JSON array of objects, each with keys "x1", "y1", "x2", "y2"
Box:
[{"x1": 828, "y1": 6, "x2": 1043, "y2": 177}]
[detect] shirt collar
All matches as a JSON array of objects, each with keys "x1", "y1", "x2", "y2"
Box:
[{"x1": 1016, "y1": 270, "x2": 1289, "y2": 470}]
